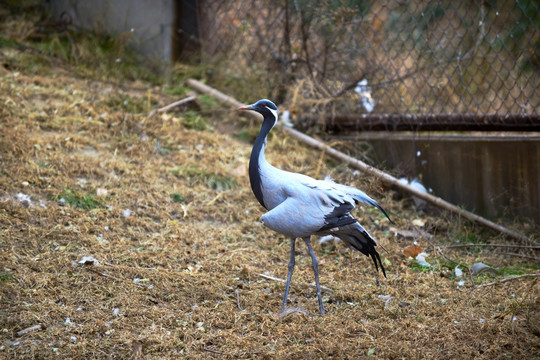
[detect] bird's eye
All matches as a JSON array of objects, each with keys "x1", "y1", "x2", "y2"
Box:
[{"x1": 261, "y1": 104, "x2": 266, "y2": 108}]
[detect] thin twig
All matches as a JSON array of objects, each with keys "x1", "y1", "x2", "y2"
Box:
[
  {"x1": 257, "y1": 273, "x2": 334, "y2": 293},
  {"x1": 435, "y1": 247, "x2": 475, "y2": 288},
  {"x1": 492, "y1": 279, "x2": 537, "y2": 320},
  {"x1": 104, "y1": 262, "x2": 158, "y2": 271},
  {"x1": 206, "y1": 192, "x2": 223, "y2": 206},
  {"x1": 87, "y1": 267, "x2": 123, "y2": 281},
  {"x1": 147, "y1": 93, "x2": 198, "y2": 118},
  {"x1": 476, "y1": 273, "x2": 540, "y2": 288},
  {"x1": 236, "y1": 288, "x2": 245, "y2": 311},
  {"x1": 203, "y1": 348, "x2": 226, "y2": 355},
  {"x1": 87, "y1": 267, "x2": 152, "y2": 289}
]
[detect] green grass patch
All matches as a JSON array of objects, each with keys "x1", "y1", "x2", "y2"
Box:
[
  {"x1": 59, "y1": 189, "x2": 102, "y2": 210},
  {"x1": 457, "y1": 231, "x2": 480, "y2": 244},
  {"x1": 408, "y1": 255, "x2": 457, "y2": 273},
  {"x1": 181, "y1": 110, "x2": 208, "y2": 131},
  {"x1": 106, "y1": 94, "x2": 146, "y2": 113},
  {"x1": 198, "y1": 94, "x2": 219, "y2": 109},
  {"x1": 171, "y1": 193, "x2": 185, "y2": 203},
  {"x1": 488, "y1": 263, "x2": 540, "y2": 277},
  {"x1": 163, "y1": 85, "x2": 193, "y2": 97},
  {"x1": 409, "y1": 260, "x2": 432, "y2": 272},
  {"x1": 171, "y1": 165, "x2": 236, "y2": 191},
  {"x1": 0, "y1": 272, "x2": 15, "y2": 282},
  {"x1": 1, "y1": 9, "x2": 160, "y2": 83}
]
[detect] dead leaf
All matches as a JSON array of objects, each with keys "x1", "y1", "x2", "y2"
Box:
[
  {"x1": 240, "y1": 266, "x2": 250, "y2": 276},
  {"x1": 403, "y1": 245, "x2": 422, "y2": 258}
]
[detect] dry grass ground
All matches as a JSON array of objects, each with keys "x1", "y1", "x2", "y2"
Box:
[{"x1": 1, "y1": 11, "x2": 539, "y2": 359}]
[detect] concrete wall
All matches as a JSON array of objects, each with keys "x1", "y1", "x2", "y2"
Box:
[{"x1": 48, "y1": 0, "x2": 175, "y2": 62}]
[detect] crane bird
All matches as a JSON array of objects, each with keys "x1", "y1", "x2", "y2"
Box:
[{"x1": 238, "y1": 99, "x2": 391, "y2": 315}]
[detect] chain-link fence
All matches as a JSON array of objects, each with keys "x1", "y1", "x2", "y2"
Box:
[
  {"x1": 197, "y1": 0, "x2": 539, "y2": 129},
  {"x1": 194, "y1": 0, "x2": 539, "y2": 221}
]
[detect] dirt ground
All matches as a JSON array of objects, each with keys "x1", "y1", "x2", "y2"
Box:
[{"x1": 1, "y1": 25, "x2": 540, "y2": 360}]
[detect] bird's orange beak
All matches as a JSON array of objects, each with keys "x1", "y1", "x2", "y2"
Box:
[{"x1": 237, "y1": 105, "x2": 252, "y2": 111}]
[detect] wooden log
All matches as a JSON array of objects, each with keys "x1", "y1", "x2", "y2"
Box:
[{"x1": 185, "y1": 78, "x2": 534, "y2": 244}]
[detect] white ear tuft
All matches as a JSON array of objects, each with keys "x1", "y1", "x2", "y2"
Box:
[{"x1": 268, "y1": 108, "x2": 278, "y2": 126}]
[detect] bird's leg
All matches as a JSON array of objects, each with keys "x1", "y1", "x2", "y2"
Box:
[
  {"x1": 282, "y1": 237, "x2": 296, "y2": 310},
  {"x1": 303, "y1": 237, "x2": 326, "y2": 315}
]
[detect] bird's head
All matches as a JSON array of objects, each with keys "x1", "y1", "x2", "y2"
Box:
[{"x1": 238, "y1": 99, "x2": 278, "y2": 123}]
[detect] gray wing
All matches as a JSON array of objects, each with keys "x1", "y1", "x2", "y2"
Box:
[
  {"x1": 299, "y1": 177, "x2": 388, "y2": 276},
  {"x1": 260, "y1": 175, "x2": 387, "y2": 276},
  {"x1": 261, "y1": 196, "x2": 327, "y2": 238},
  {"x1": 297, "y1": 175, "x2": 392, "y2": 223},
  {"x1": 260, "y1": 172, "x2": 391, "y2": 238}
]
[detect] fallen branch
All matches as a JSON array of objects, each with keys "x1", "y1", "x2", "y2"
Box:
[
  {"x1": 185, "y1": 78, "x2": 533, "y2": 245},
  {"x1": 442, "y1": 244, "x2": 540, "y2": 250},
  {"x1": 476, "y1": 273, "x2": 540, "y2": 288},
  {"x1": 186, "y1": 79, "x2": 241, "y2": 109},
  {"x1": 502, "y1": 253, "x2": 540, "y2": 262},
  {"x1": 257, "y1": 273, "x2": 334, "y2": 293},
  {"x1": 147, "y1": 93, "x2": 198, "y2": 118}
]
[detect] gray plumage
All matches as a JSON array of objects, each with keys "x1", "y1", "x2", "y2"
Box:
[{"x1": 239, "y1": 99, "x2": 391, "y2": 315}]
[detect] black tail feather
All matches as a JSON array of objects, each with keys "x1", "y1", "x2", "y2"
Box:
[
  {"x1": 329, "y1": 221, "x2": 386, "y2": 278},
  {"x1": 372, "y1": 250, "x2": 386, "y2": 278}
]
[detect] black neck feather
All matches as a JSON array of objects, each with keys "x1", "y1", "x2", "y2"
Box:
[{"x1": 249, "y1": 118, "x2": 274, "y2": 210}]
